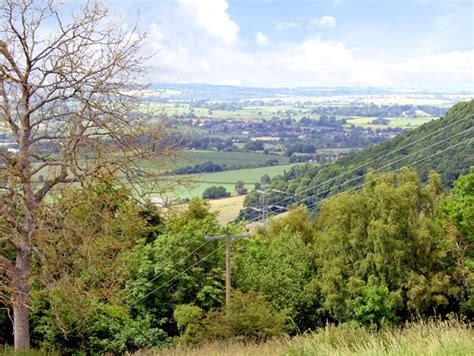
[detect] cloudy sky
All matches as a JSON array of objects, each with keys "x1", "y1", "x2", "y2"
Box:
[{"x1": 109, "y1": 0, "x2": 473, "y2": 88}]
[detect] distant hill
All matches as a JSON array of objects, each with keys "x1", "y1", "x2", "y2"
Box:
[
  {"x1": 242, "y1": 100, "x2": 474, "y2": 219},
  {"x1": 148, "y1": 83, "x2": 471, "y2": 101}
]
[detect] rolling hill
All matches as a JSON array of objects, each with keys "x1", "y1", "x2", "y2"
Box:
[{"x1": 242, "y1": 100, "x2": 474, "y2": 220}]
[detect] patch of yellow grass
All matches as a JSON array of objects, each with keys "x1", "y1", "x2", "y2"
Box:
[
  {"x1": 145, "y1": 319, "x2": 473, "y2": 356},
  {"x1": 208, "y1": 195, "x2": 246, "y2": 224}
]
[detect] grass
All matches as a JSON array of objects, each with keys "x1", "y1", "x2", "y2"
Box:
[
  {"x1": 346, "y1": 116, "x2": 435, "y2": 128},
  {"x1": 2, "y1": 319, "x2": 471, "y2": 355},
  {"x1": 164, "y1": 195, "x2": 245, "y2": 225},
  {"x1": 179, "y1": 150, "x2": 289, "y2": 167},
  {"x1": 148, "y1": 319, "x2": 473, "y2": 356},
  {"x1": 32, "y1": 150, "x2": 289, "y2": 182},
  {"x1": 159, "y1": 164, "x2": 295, "y2": 199},
  {"x1": 208, "y1": 195, "x2": 246, "y2": 224}
]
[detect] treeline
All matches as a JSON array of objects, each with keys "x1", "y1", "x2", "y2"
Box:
[
  {"x1": 0, "y1": 168, "x2": 471, "y2": 353},
  {"x1": 243, "y1": 100, "x2": 473, "y2": 217},
  {"x1": 172, "y1": 158, "x2": 280, "y2": 175},
  {"x1": 310, "y1": 103, "x2": 447, "y2": 118}
]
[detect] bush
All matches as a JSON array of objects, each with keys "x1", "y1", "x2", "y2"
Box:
[
  {"x1": 202, "y1": 186, "x2": 230, "y2": 199},
  {"x1": 352, "y1": 285, "x2": 398, "y2": 329},
  {"x1": 175, "y1": 291, "x2": 289, "y2": 346},
  {"x1": 235, "y1": 181, "x2": 247, "y2": 195}
]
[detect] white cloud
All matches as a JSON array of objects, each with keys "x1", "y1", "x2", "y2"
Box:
[
  {"x1": 255, "y1": 31, "x2": 269, "y2": 46},
  {"x1": 178, "y1": 0, "x2": 240, "y2": 44},
  {"x1": 308, "y1": 16, "x2": 337, "y2": 29},
  {"x1": 142, "y1": 2, "x2": 473, "y2": 88}
]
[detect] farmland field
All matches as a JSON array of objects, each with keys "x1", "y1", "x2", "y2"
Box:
[
  {"x1": 346, "y1": 116, "x2": 435, "y2": 128},
  {"x1": 158, "y1": 164, "x2": 296, "y2": 199},
  {"x1": 178, "y1": 150, "x2": 288, "y2": 167},
  {"x1": 208, "y1": 195, "x2": 246, "y2": 224}
]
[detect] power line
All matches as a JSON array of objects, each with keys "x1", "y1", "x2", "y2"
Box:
[
  {"x1": 277, "y1": 126, "x2": 472, "y2": 212},
  {"x1": 135, "y1": 238, "x2": 209, "y2": 288},
  {"x1": 130, "y1": 134, "x2": 472, "y2": 304},
  {"x1": 130, "y1": 242, "x2": 224, "y2": 306},
  {"x1": 302, "y1": 138, "x2": 473, "y2": 213},
  {"x1": 241, "y1": 114, "x2": 474, "y2": 221}
]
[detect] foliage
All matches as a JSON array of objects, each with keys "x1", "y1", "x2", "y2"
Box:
[
  {"x1": 28, "y1": 182, "x2": 169, "y2": 353},
  {"x1": 243, "y1": 100, "x2": 474, "y2": 215},
  {"x1": 122, "y1": 198, "x2": 230, "y2": 340},
  {"x1": 314, "y1": 169, "x2": 464, "y2": 322},
  {"x1": 32, "y1": 297, "x2": 168, "y2": 354},
  {"x1": 441, "y1": 169, "x2": 474, "y2": 315},
  {"x1": 1, "y1": 164, "x2": 472, "y2": 353},
  {"x1": 352, "y1": 285, "x2": 398, "y2": 329},
  {"x1": 175, "y1": 161, "x2": 223, "y2": 175},
  {"x1": 174, "y1": 305, "x2": 203, "y2": 333},
  {"x1": 234, "y1": 181, "x2": 248, "y2": 195},
  {"x1": 202, "y1": 186, "x2": 230, "y2": 199},
  {"x1": 175, "y1": 291, "x2": 289, "y2": 346},
  {"x1": 233, "y1": 209, "x2": 318, "y2": 330}
]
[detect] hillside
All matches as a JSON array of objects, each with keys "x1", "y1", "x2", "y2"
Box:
[{"x1": 243, "y1": 100, "x2": 474, "y2": 218}]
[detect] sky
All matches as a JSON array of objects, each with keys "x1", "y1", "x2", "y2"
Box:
[{"x1": 107, "y1": 0, "x2": 474, "y2": 88}]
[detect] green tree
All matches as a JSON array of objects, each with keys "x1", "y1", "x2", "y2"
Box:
[
  {"x1": 123, "y1": 199, "x2": 232, "y2": 334},
  {"x1": 202, "y1": 186, "x2": 230, "y2": 199},
  {"x1": 233, "y1": 210, "x2": 318, "y2": 330},
  {"x1": 314, "y1": 168, "x2": 464, "y2": 322},
  {"x1": 353, "y1": 284, "x2": 398, "y2": 329},
  {"x1": 235, "y1": 181, "x2": 248, "y2": 195},
  {"x1": 175, "y1": 291, "x2": 289, "y2": 345},
  {"x1": 28, "y1": 182, "x2": 169, "y2": 353},
  {"x1": 441, "y1": 170, "x2": 474, "y2": 314}
]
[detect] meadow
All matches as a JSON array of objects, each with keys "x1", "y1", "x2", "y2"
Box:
[
  {"x1": 178, "y1": 150, "x2": 289, "y2": 167},
  {"x1": 149, "y1": 319, "x2": 473, "y2": 356},
  {"x1": 144, "y1": 102, "x2": 438, "y2": 128},
  {"x1": 345, "y1": 116, "x2": 435, "y2": 128},
  {"x1": 158, "y1": 164, "x2": 295, "y2": 199}
]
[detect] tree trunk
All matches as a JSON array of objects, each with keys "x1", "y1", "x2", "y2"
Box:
[{"x1": 12, "y1": 248, "x2": 30, "y2": 350}]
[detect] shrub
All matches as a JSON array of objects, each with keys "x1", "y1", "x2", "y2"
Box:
[
  {"x1": 175, "y1": 291, "x2": 289, "y2": 346},
  {"x1": 202, "y1": 186, "x2": 230, "y2": 199}
]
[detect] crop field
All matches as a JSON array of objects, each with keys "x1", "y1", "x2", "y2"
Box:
[
  {"x1": 141, "y1": 103, "x2": 312, "y2": 121},
  {"x1": 208, "y1": 195, "x2": 246, "y2": 224},
  {"x1": 141, "y1": 102, "x2": 440, "y2": 127},
  {"x1": 158, "y1": 164, "x2": 296, "y2": 199},
  {"x1": 164, "y1": 195, "x2": 245, "y2": 225},
  {"x1": 90, "y1": 150, "x2": 290, "y2": 174},
  {"x1": 346, "y1": 116, "x2": 435, "y2": 128},
  {"x1": 178, "y1": 150, "x2": 289, "y2": 167}
]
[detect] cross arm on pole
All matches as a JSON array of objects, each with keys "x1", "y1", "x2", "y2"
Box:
[{"x1": 205, "y1": 234, "x2": 250, "y2": 240}]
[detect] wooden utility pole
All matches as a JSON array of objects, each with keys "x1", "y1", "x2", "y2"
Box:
[{"x1": 206, "y1": 232, "x2": 249, "y2": 307}]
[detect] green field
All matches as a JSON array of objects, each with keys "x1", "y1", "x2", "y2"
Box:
[
  {"x1": 133, "y1": 150, "x2": 289, "y2": 173},
  {"x1": 178, "y1": 150, "x2": 288, "y2": 167},
  {"x1": 346, "y1": 116, "x2": 435, "y2": 128},
  {"x1": 141, "y1": 103, "x2": 311, "y2": 121},
  {"x1": 159, "y1": 164, "x2": 296, "y2": 199},
  {"x1": 142, "y1": 103, "x2": 440, "y2": 126}
]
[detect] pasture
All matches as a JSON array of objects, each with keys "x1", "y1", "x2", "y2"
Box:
[
  {"x1": 158, "y1": 164, "x2": 295, "y2": 199},
  {"x1": 178, "y1": 150, "x2": 289, "y2": 167},
  {"x1": 346, "y1": 116, "x2": 435, "y2": 128}
]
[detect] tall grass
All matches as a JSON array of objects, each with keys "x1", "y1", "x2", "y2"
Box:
[
  {"x1": 287, "y1": 319, "x2": 473, "y2": 356},
  {"x1": 150, "y1": 319, "x2": 473, "y2": 356}
]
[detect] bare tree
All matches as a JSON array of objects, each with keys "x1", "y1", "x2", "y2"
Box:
[{"x1": 0, "y1": 0, "x2": 176, "y2": 349}]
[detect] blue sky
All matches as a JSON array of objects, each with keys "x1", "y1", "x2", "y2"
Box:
[{"x1": 109, "y1": 0, "x2": 473, "y2": 88}]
